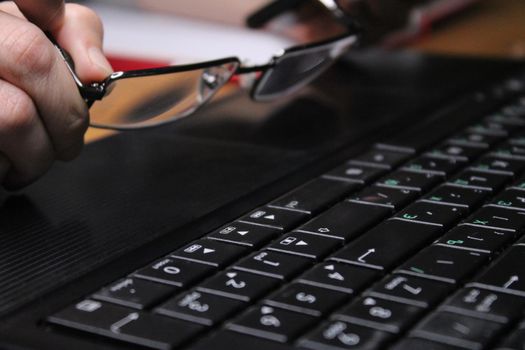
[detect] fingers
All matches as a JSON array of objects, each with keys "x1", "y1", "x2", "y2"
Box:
[
  {"x1": 53, "y1": 4, "x2": 112, "y2": 83},
  {"x1": 0, "y1": 79, "x2": 54, "y2": 189},
  {"x1": 0, "y1": 2, "x2": 110, "y2": 189},
  {"x1": 0, "y1": 11, "x2": 88, "y2": 163},
  {"x1": 13, "y1": 0, "x2": 64, "y2": 32}
]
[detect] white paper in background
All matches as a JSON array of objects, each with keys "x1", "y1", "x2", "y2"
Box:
[{"x1": 86, "y1": 1, "x2": 295, "y2": 65}]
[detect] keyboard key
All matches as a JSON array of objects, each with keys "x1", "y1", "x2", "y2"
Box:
[
  {"x1": 492, "y1": 142, "x2": 525, "y2": 160},
  {"x1": 403, "y1": 156, "x2": 463, "y2": 177},
  {"x1": 496, "y1": 323, "x2": 525, "y2": 350},
  {"x1": 376, "y1": 170, "x2": 441, "y2": 192},
  {"x1": 267, "y1": 231, "x2": 342, "y2": 259},
  {"x1": 322, "y1": 163, "x2": 386, "y2": 184},
  {"x1": 349, "y1": 149, "x2": 410, "y2": 169},
  {"x1": 93, "y1": 278, "x2": 177, "y2": 310},
  {"x1": 349, "y1": 185, "x2": 418, "y2": 210},
  {"x1": 171, "y1": 239, "x2": 247, "y2": 267},
  {"x1": 329, "y1": 220, "x2": 441, "y2": 271},
  {"x1": 297, "y1": 262, "x2": 379, "y2": 294},
  {"x1": 393, "y1": 201, "x2": 466, "y2": 228},
  {"x1": 471, "y1": 156, "x2": 525, "y2": 176},
  {"x1": 441, "y1": 287, "x2": 525, "y2": 324},
  {"x1": 449, "y1": 131, "x2": 503, "y2": 148},
  {"x1": 49, "y1": 299, "x2": 131, "y2": 333},
  {"x1": 197, "y1": 270, "x2": 279, "y2": 302},
  {"x1": 411, "y1": 311, "x2": 504, "y2": 350},
  {"x1": 239, "y1": 207, "x2": 308, "y2": 231},
  {"x1": 155, "y1": 290, "x2": 245, "y2": 326},
  {"x1": 396, "y1": 245, "x2": 489, "y2": 284},
  {"x1": 468, "y1": 120, "x2": 515, "y2": 136},
  {"x1": 333, "y1": 296, "x2": 425, "y2": 333},
  {"x1": 490, "y1": 189, "x2": 525, "y2": 211},
  {"x1": 489, "y1": 113, "x2": 525, "y2": 129},
  {"x1": 298, "y1": 320, "x2": 393, "y2": 350},
  {"x1": 511, "y1": 175, "x2": 525, "y2": 191},
  {"x1": 268, "y1": 178, "x2": 359, "y2": 214},
  {"x1": 133, "y1": 257, "x2": 214, "y2": 287},
  {"x1": 449, "y1": 169, "x2": 510, "y2": 191},
  {"x1": 461, "y1": 206, "x2": 525, "y2": 232},
  {"x1": 296, "y1": 201, "x2": 390, "y2": 241},
  {"x1": 427, "y1": 143, "x2": 484, "y2": 162},
  {"x1": 435, "y1": 226, "x2": 516, "y2": 254},
  {"x1": 226, "y1": 305, "x2": 316, "y2": 343},
  {"x1": 48, "y1": 300, "x2": 204, "y2": 350},
  {"x1": 390, "y1": 338, "x2": 467, "y2": 350},
  {"x1": 234, "y1": 250, "x2": 312, "y2": 280},
  {"x1": 423, "y1": 185, "x2": 488, "y2": 210},
  {"x1": 265, "y1": 282, "x2": 348, "y2": 317},
  {"x1": 367, "y1": 274, "x2": 454, "y2": 308},
  {"x1": 469, "y1": 245, "x2": 525, "y2": 296},
  {"x1": 207, "y1": 222, "x2": 280, "y2": 247}
]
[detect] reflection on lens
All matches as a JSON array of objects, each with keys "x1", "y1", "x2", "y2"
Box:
[
  {"x1": 252, "y1": 34, "x2": 357, "y2": 101},
  {"x1": 89, "y1": 61, "x2": 238, "y2": 129}
]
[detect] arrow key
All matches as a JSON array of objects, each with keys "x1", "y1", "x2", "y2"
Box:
[
  {"x1": 267, "y1": 232, "x2": 343, "y2": 259},
  {"x1": 207, "y1": 222, "x2": 280, "y2": 247},
  {"x1": 239, "y1": 207, "x2": 309, "y2": 231},
  {"x1": 171, "y1": 239, "x2": 248, "y2": 268},
  {"x1": 297, "y1": 262, "x2": 380, "y2": 295}
]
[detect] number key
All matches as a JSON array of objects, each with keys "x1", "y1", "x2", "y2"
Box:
[
  {"x1": 226, "y1": 305, "x2": 316, "y2": 343},
  {"x1": 265, "y1": 282, "x2": 348, "y2": 317}
]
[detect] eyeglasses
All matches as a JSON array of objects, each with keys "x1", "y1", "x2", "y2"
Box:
[{"x1": 51, "y1": 30, "x2": 358, "y2": 130}]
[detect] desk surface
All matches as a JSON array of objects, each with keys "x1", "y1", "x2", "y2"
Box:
[{"x1": 84, "y1": 0, "x2": 525, "y2": 143}]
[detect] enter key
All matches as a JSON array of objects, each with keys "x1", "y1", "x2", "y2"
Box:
[
  {"x1": 468, "y1": 245, "x2": 525, "y2": 297},
  {"x1": 329, "y1": 220, "x2": 441, "y2": 271}
]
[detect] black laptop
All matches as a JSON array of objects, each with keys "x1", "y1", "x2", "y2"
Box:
[{"x1": 1, "y1": 50, "x2": 525, "y2": 350}]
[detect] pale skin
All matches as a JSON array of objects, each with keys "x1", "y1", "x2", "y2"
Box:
[{"x1": 0, "y1": 0, "x2": 112, "y2": 189}]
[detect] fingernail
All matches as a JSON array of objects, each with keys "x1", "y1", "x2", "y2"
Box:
[{"x1": 88, "y1": 47, "x2": 113, "y2": 76}]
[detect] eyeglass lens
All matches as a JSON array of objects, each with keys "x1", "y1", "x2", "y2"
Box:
[
  {"x1": 89, "y1": 61, "x2": 239, "y2": 129},
  {"x1": 252, "y1": 34, "x2": 356, "y2": 101}
]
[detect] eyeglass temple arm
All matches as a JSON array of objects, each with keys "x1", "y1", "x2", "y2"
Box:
[
  {"x1": 246, "y1": 0, "x2": 362, "y2": 33},
  {"x1": 45, "y1": 33, "x2": 106, "y2": 104}
]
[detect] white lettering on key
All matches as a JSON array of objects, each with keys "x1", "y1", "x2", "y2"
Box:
[{"x1": 357, "y1": 249, "x2": 375, "y2": 263}]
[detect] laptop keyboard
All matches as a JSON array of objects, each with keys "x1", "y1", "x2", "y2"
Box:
[{"x1": 48, "y1": 81, "x2": 525, "y2": 349}]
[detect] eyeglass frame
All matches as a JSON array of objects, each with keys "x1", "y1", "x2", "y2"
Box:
[
  {"x1": 246, "y1": 0, "x2": 361, "y2": 32},
  {"x1": 50, "y1": 30, "x2": 359, "y2": 130}
]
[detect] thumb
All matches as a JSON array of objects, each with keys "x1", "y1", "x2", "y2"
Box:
[{"x1": 52, "y1": 4, "x2": 112, "y2": 83}]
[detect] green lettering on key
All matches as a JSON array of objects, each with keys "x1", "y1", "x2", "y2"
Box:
[{"x1": 402, "y1": 214, "x2": 418, "y2": 220}]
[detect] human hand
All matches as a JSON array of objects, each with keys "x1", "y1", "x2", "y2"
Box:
[{"x1": 0, "y1": 0, "x2": 112, "y2": 190}]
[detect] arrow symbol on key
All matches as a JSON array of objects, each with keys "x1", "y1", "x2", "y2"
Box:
[
  {"x1": 237, "y1": 231, "x2": 249, "y2": 236},
  {"x1": 203, "y1": 248, "x2": 215, "y2": 254},
  {"x1": 357, "y1": 249, "x2": 375, "y2": 263},
  {"x1": 296, "y1": 240, "x2": 308, "y2": 246},
  {"x1": 504, "y1": 275, "x2": 519, "y2": 289}
]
